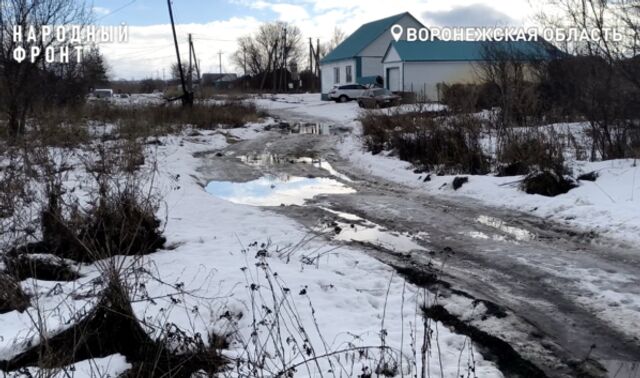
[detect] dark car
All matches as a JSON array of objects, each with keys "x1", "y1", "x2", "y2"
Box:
[{"x1": 357, "y1": 88, "x2": 401, "y2": 108}]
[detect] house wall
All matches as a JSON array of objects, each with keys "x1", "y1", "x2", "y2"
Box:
[
  {"x1": 320, "y1": 13, "x2": 426, "y2": 99},
  {"x1": 358, "y1": 14, "x2": 425, "y2": 82},
  {"x1": 320, "y1": 58, "x2": 356, "y2": 99},
  {"x1": 401, "y1": 61, "x2": 481, "y2": 101}
]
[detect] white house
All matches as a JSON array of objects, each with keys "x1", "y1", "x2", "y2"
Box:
[
  {"x1": 319, "y1": 12, "x2": 425, "y2": 100},
  {"x1": 382, "y1": 40, "x2": 556, "y2": 101},
  {"x1": 321, "y1": 13, "x2": 558, "y2": 101}
]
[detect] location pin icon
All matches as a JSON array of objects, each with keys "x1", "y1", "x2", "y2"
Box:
[{"x1": 391, "y1": 24, "x2": 403, "y2": 42}]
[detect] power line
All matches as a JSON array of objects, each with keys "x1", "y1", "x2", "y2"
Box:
[{"x1": 95, "y1": 0, "x2": 139, "y2": 22}]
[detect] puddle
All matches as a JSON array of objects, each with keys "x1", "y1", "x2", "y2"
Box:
[
  {"x1": 600, "y1": 360, "x2": 639, "y2": 378},
  {"x1": 266, "y1": 121, "x2": 336, "y2": 135},
  {"x1": 476, "y1": 215, "x2": 535, "y2": 242},
  {"x1": 238, "y1": 154, "x2": 352, "y2": 182},
  {"x1": 205, "y1": 175, "x2": 355, "y2": 206},
  {"x1": 464, "y1": 230, "x2": 507, "y2": 242},
  {"x1": 292, "y1": 122, "x2": 333, "y2": 135},
  {"x1": 318, "y1": 207, "x2": 426, "y2": 253}
]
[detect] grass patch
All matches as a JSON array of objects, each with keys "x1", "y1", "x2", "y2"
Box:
[
  {"x1": 497, "y1": 130, "x2": 567, "y2": 177},
  {"x1": 361, "y1": 111, "x2": 490, "y2": 174}
]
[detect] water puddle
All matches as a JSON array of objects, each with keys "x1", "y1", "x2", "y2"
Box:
[
  {"x1": 464, "y1": 230, "x2": 507, "y2": 242},
  {"x1": 266, "y1": 122, "x2": 335, "y2": 135},
  {"x1": 476, "y1": 215, "x2": 535, "y2": 242},
  {"x1": 600, "y1": 360, "x2": 639, "y2": 378},
  {"x1": 205, "y1": 175, "x2": 355, "y2": 206},
  {"x1": 292, "y1": 122, "x2": 333, "y2": 135},
  {"x1": 318, "y1": 207, "x2": 427, "y2": 253},
  {"x1": 238, "y1": 154, "x2": 352, "y2": 182}
]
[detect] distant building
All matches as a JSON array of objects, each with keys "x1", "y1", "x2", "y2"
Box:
[
  {"x1": 319, "y1": 12, "x2": 425, "y2": 100},
  {"x1": 321, "y1": 12, "x2": 558, "y2": 101},
  {"x1": 201, "y1": 73, "x2": 238, "y2": 89}
]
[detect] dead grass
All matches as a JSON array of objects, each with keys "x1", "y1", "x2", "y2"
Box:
[
  {"x1": 360, "y1": 111, "x2": 490, "y2": 174},
  {"x1": 0, "y1": 272, "x2": 29, "y2": 314},
  {"x1": 496, "y1": 129, "x2": 567, "y2": 176}
]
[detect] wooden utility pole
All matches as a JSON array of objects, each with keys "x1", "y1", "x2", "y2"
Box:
[
  {"x1": 315, "y1": 38, "x2": 320, "y2": 75},
  {"x1": 282, "y1": 26, "x2": 287, "y2": 92},
  {"x1": 187, "y1": 33, "x2": 193, "y2": 92},
  {"x1": 309, "y1": 38, "x2": 313, "y2": 72},
  {"x1": 189, "y1": 34, "x2": 200, "y2": 81},
  {"x1": 167, "y1": 0, "x2": 192, "y2": 106}
]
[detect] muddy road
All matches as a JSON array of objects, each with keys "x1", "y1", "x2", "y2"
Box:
[{"x1": 196, "y1": 109, "x2": 640, "y2": 378}]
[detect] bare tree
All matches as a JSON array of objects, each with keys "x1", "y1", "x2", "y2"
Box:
[
  {"x1": 0, "y1": 0, "x2": 90, "y2": 138},
  {"x1": 232, "y1": 21, "x2": 303, "y2": 91},
  {"x1": 318, "y1": 27, "x2": 347, "y2": 59},
  {"x1": 535, "y1": 0, "x2": 640, "y2": 159}
]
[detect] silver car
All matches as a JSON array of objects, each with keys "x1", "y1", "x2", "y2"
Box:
[{"x1": 329, "y1": 84, "x2": 368, "y2": 102}]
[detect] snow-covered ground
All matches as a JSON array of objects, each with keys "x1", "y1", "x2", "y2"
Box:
[
  {"x1": 255, "y1": 93, "x2": 640, "y2": 246},
  {"x1": 0, "y1": 121, "x2": 503, "y2": 377}
]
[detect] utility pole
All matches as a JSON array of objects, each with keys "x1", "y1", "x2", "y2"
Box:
[
  {"x1": 315, "y1": 38, "x2": 320, "y2": 75},
  {"x1": 315, "y1": 38, "x2": 321, "y2": 90},
  {"x1": 189, "y1": 35, "x2": 201, "y2": 82},
  {"x1": 167, "y1": 0, "x2": 192, "y2": 106},
  {"x1": 282, "y1": 26, "x2": 287, "y2": 92},
  {"x1": 309, "y1": 37, "x2": 316, "y2": 92},
  {"x1": 218, "y1": 50, "x2": 223, "y2": 74},
  {"x1": 187, "y1": 33, "x2": 193, "y2": 93}
]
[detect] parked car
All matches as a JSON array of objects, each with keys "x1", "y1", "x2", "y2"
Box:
[
  {"x1": 357, "y1": 88, "x2": 401, "y2": 108},
  {"x1": 329, "y1": 84, "x2": 368, "y2": 102}
]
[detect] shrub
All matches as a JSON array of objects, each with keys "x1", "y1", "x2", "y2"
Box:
[
  {"x1": 521, "y1": 170, "x2": 577, "y2": 197},
  {"x1": 360, "y1": 112, "x2": 490, "y2": 174},
  {"x1": 497, "y1": 129, "x2": 566, "y2": 176},
  {"x1": 391, "y1": 115, "x2": 490, "y2": 174},
  {"x1": 441, "y1": 84, "x2": 479, "y2": 113},
  {"x1": 39, "y1": 184, "x2": 165, "y2": 262},
  {"x1": 0, "y1": 273, "x2": 29, "y2": 314},
  {"x1": 360, "y1": 111, "x2": 397, "y2": 154}
]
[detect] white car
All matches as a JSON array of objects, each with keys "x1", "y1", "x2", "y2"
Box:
[{"x1": 329, "y1": 84, "x2": 368, "y2": 102}]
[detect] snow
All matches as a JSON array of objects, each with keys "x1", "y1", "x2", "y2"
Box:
[
  {"x1": 147, "y1": 129, "x2": 503, "y2": 377},
  {"x1": 249, "y1": 94, "x2": 640, "y2": 248},
  {"x1": 13, "y1": 354, "x2": 131, "y2": 378},
  {"x1": 340, "y1": 129, "x2": 640, "y2": 246},
  {"x1": 3, "y1": 92, "x2": 635, "y2": 376},
  {"x1": 0, "y1": 124, "x2": 503, "y2": 377}
]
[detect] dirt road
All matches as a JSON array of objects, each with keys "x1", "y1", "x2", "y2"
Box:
[{"x1": 196, "y1": 109, "x2": 640, "y2": 378}]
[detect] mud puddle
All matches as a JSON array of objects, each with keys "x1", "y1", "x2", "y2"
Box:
[
  {"x1": 205, "y1": 175, "x2": 354, "y2": 206},
  {"x1": 476, "y1": 215, "x2": 536, "y2": 242},
  {"x1": 238, "y1": 153, "x2": 352, "y2": 182},
  {"x1": 317, "y1": 207, "x2": 427, "y2": 253},
  {"x1": 265, "y1": 121, "x2": 341, "y2": 135}
]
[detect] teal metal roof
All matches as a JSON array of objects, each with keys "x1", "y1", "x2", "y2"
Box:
[
  {"x1": 387, "y1": 40, "x2": 559, "y2": 62},
  {"x1": 321, "y1": 12, "x2": 410, "y2": 64}
]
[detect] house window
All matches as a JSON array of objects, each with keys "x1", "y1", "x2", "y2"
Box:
[
  {"x1": 333, "y1": 67, "x2": 340, "y2": 84},
  {"x1": 346, "y1": 65, "x2": 353, "y2": 83}
]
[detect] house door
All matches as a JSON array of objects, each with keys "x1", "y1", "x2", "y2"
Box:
[{"x1": 386, "y1": 67, "x2": 401, "y2": 92}]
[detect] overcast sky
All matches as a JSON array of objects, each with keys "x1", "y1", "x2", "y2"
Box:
[{"x1": 95, "y1": 0, "x2": 540, "y2": 80}]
